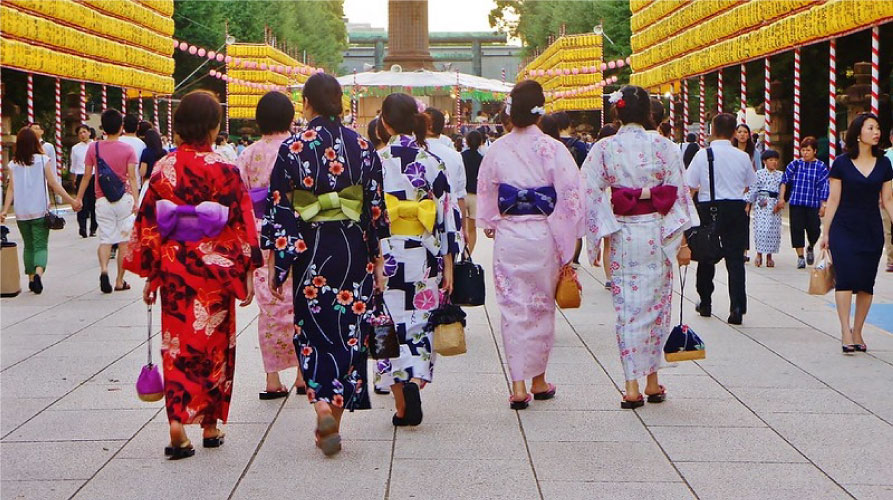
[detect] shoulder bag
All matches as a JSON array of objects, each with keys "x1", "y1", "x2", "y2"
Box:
[
  {"x1": 136, "y1": 305, "x2": 164, "y2": 402},
  {"x1": 451, "y1": 246, "x2": 485, "y2": 306},
  {"x1": 95, "y1": 142, "x2": 126, "y2": 203},
  {"x1": 684, "y1": 148, "x2": 721, "y2": 263},
  {"x1": 40, "y1": 156, "x2": 65, "y2": 230}
]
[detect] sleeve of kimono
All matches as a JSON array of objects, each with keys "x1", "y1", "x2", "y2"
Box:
[
  {"x1": 234, "y1": 148, "x2": 249, "y2": 187},
  {"x1": 581, "y1": 142, "x2": 621, "y2": 264},
  {"x1": 233, "y1": 169, "x2": 263, "y2": 270},
  {"x1": 363, "y1": 144, "x2": 389, "y2": 258},
  {"x1": 817, "y1": 161, "x2": 830, "y2": 201},
  {"x1": 659, "y1": 141, "x2": 699, "y2": 247},
  {"x1": 123, "y1": 178, "x2": 163, "y2": 291},
  {"x1": 474, "y1": 145, "x2": 500, "y2": 231},
  {"x1": 431, "y1": 158, "x2": 460, "y2": 256},
  {"x1": 549, "y1": 144, "x2": 585, "y2": 265},
  {"x1": 747, "y1": 171, "x2": 760, "y2": 204},
  {"x1": 261, "y1": 143, "x2": 304, "y2": 286}
]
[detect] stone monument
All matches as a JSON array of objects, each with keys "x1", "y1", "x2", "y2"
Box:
[{"x1": 382, "y1": 0, "x2": 435, "y2": 71}]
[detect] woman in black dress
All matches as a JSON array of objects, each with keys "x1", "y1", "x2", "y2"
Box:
[{"x1": 821, "y1": 113, "x2": 893, "y2": 353}]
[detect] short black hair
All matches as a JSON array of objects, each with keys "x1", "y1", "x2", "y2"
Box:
[
  {"x1": 596, "y1": 124, "x2": 617, "y2": 141},
  {"x1": 614, "y1": 85, "x2": 654, "y2": 129},
  {"x1": 538, "y1": 114, "x2": 560, "y2": 140},
  {"x1": 123, "y1": 114, "x2": 139, "y2": 133},
  {"x1": 75, "y1": 124, "x2": 91, "y2": 134},
  {"x1": 552, "y1": 112, "x2": 571, "y2": 131},
  {"x1": 368, "y1": 118, "x2": 384, "y2": 148},
  {"x1": 256, "y1": 91, "x2": 295, "y2": 135},
  {"x1": 381, "y1": 93, "x2": 427, "y2": 146},
  {"x1": 686, "y1": 132, "x2": 698, "y2": 143},
  {"x1": 302, "y1": 73, "x2": 343, "y2": 118},
  {"x1": 650, "y1": 97, "x2": 665, "y2": 126},
  {"x1": 174, "y1": 90, "x2": 222, "y2": 146},
  {"x1": 424, "y1": 107, "x2": 446, "y2": 135},
  {"x1": 466, "y1": 130, "x2": 482, "y2": 150},
  {"x1": 509, "y1": 80, "x2": 545, "y2": 128},
  {"x1": 101, "y1": 109, "x2": 124, "y2": 135},
  {"x1": 845, "y1": 112, "x2": 882, "y2": 159},
  {"x1": 761, "y1": 149, "x2": 780, "y2": 162},
  {"x1": 137, "y1": 120, "x2": 153, "y2": 137},
  {"x1": 711, "y1": 113, "x2": 737, "y2": 139}
]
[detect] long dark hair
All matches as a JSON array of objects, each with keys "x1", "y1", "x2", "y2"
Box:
[
  {"x1": 302, "y1": 73, "x2": 343, "y2": 119},
  {"x1": 381, "y1": 93, "x2": 427, "y2": 147},
  {"x1": 731, "y1": 123, "x2": 755, "y2": 158},
  {"x1": 13, "y1": 127, "x2": 42, "y2": 165},
  {"x1": 845, "y1": 112, "x2": 882, "y2": 159},
  {"x1": 142, "y1": 128, "x2": 166, "y2": 159}
]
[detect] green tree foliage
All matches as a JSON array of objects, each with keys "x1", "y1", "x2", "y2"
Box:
[{"x1": 173, "y1": 0, "x2": 347, "y2": 96}]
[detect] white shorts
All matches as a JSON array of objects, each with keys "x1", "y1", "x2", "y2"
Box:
[
  {"x1": 465, "y1": 193, "x2": 477, "y2": 220},
  {"x1": 95, "y1": 194, "x2": 134, "y2": 245}
]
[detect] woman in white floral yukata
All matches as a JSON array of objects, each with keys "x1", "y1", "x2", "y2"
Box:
[
  {"x1": 583, "y1": 85, "x2": 698, "y2": 409},
  {"x1": 375, "y1": 93, "x2": 460, "y2": 427},
  {"x1": 476, "y1": 80, "x2": 584, "y2": 409}
]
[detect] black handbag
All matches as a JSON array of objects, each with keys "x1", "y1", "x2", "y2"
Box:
[
  {"x1": 684, "y1": 148, "x2": 721, "y2": 263},
  {"x1": 451, "y1": 246, "x2": 485, "y2": 306},
  {"x1": 40, "y1": 156, "x2": 65, "y2": 231},
  {"x1": 367, "y1": 292, "x2": 400, "y2": 360}
]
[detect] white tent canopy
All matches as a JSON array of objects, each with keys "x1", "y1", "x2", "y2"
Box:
[{"x1": 335, "y1": 70, "x2": 514, "y2": 93}]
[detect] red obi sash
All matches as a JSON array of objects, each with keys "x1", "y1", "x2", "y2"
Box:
[{"x1": 611, "y1": 185, "x2": 677, "y2": 216}]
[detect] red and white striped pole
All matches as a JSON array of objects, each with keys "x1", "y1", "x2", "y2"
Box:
[
  {"x1": 682, "y1": 78, "x2": 689, "y2": 134},
  {"x1": 153, "y1": 96, "x2": 159, "y2": 129},
  {"x1": 121, "y1": 87, "x2": 127, "y2": 113},
  {"x1": 829, "y1": 38, "x2": 837, "y2": 164},
  {"x1": 717, "y1": 69, "x2": 723, "y2": 113},
  {"x1": 137, "y1": 90, "x2": 143, "y2": 121},
  {"x1": 168, "y1": 97, "x2": 173, "y2": 137},
  {"x1": 54, "y1": 78, "x2": 62, "y2": 179},
  {"x1": 764, "y1": 57, "x2": 771, "y2": 150},
  {"x1": 698, "y1": 75, "x2": 705, "y2": 146},
  {"x1": 793, "y1": 47, "x2": 801, "y2": 158},
  {"x1": 871, "y1": 25, "x2": 879, "y2": 116},
  {"x1": 80, "y1": 82, "x2": 88, "y2": 123},
  {"x1": 352, "y1": 70, "x2": 358, "y2": 130},
  {"x1": 669, "y1": 88, "x2": 675, "y2": 136},
  {"x1": 27, "y1": 73, "x2": 35, "y2": 123},
  {"x1": 455, "y1": 71, "x2": 461, "y2": 131},
  {"x1": 101, "y1": 85, "x2": 108, "y2": 112},
  {"x1": 740, "y1": 63, "x2": 746, "y2": 124}
]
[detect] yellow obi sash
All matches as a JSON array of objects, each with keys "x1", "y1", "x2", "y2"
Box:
[
  {"x1": 293, "y1": 185, "x2": 363, "y2": 222},
  {"x1": 385, "y1": 193, "x2": 436, "y2": 236}
]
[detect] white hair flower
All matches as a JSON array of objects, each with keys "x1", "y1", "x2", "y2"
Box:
[
  {"x1": 530, "y1": 106, "x2": 546, "y2": 115},
  {"x1": 608, "y1": 90, "x2": 624, "y2": 104}
]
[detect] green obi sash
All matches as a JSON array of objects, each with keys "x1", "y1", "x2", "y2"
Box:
[{"x1": 292, "y1": 185, "x2": 364, "y2": 222}]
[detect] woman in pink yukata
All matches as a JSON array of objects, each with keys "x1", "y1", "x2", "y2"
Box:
[
  {"x1": 582, "y1": 86, "x2": 698, "y2": 409},
  {"x1": 476, "y1": 80, "x2": 585, "y2": 409},
  {"x1": 235, "y1": 91, "x2": 305, "y2": 399}
]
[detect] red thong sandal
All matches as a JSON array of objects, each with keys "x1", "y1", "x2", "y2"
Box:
[
  {"x1": 620, "y1": 394, "x2": 645, "y2": 409},
  {"x1": 644, "y1": 385, "x2": 667, "y2": 403},
  {"x1": 532, "y1": 383, "x2": 557, "y2": 401}
]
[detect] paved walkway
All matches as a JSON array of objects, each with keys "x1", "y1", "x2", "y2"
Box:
[{"x1": 1, "y1": 213, "x2": 892, "y2": 500}]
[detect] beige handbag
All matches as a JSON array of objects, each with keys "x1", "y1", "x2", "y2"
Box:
[
  {"x1": 555, "y1": 264, "x2": 582, "y2": 308},
  {"x1": 433, "y1": 322, "x2": 467, "y2": 356},
  {"x1": 807, "y1": 251, "x2": 835, "y2": 295}
]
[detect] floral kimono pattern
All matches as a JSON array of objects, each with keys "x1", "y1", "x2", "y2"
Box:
[
  {"x1": 582, "y1": 124, "x2": 698, "y2": 381},
  {"x1": 262, "y1": 117, "x2": 388, "y2": 411},
  {"x1": 124, "y1": 144, "x2": 262, "y2": 425},
  {"x1": 236, "y1": 132, "x2": 298, "y2": 374},
  {"x1": 749, "y1": 168, "x2": 783, "y2": 254},
  {"x1": 475, "y1": 125, "x2": 584, "y2": 381},
  {"x1": 375, "y1": 134, "x2": 460, "y2": 387}
]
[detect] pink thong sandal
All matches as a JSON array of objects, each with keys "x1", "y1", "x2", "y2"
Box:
[{"x1": 509, "y1": 393, "x2": 532, "y2": 410}]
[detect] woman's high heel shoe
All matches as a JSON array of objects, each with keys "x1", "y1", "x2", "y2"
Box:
[
  {"x1": 853, "y1": 344, "x2": 867, "y2": 353},
  {"x1": 842, "y1": 345, "x2": 856, "y2": 354}
]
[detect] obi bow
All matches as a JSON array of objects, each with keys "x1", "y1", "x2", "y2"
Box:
[
  {"x1": 385, "y1": 193, "x2": 436, "y2": 236},
  {"x1": 292, "y1": 185, "x2": 364, "y2": 222},
  {"x1": 497, "y1": 184, "x2": 557, "y2": 216},
  {"x1": 156, "y1": 199, "x2": 229, "y2": 241},
  {"x1": 611, "y1": 185, "x2": 678, "y2": 216}
]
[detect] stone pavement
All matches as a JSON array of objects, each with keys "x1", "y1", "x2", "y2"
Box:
[{"x1": 1, "y1": 212, "x2": 892, "y2": 500}]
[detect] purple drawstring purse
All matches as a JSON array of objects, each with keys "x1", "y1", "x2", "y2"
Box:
[{"x1": 136, "y1": 305, "x2": 164, "y2": 402}]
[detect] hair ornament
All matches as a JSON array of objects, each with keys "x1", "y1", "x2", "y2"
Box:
[
  {"x1": 505, "y1": 96, "x2": 512, "y2": 114},
  {"x1": 530, "y1": 106, "x2": 546, "y2": 115}
]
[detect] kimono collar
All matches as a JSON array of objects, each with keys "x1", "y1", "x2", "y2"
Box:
[
  {"x1": 179, "y1": 143, "x2": 213, "y2": 153},
  {"x1": 511, "y1": 125, "x2": 544, "y2": 138},
  {"x1": 388, "y1": 134, "x2": 419, "y2": 148},
  {"x1": 262, "y1": 131, "x2": 291, "y2": 143},
  {"x1": 617, "y1": 123, "x2": 646, "y2": 135},
  {"x1": 308, "y1": 115, "x2": 340, "y2": 131}
]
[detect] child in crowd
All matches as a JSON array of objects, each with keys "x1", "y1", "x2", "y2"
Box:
[{"x1": 749, "y1": 150, "x2": 783, "y2": 267}]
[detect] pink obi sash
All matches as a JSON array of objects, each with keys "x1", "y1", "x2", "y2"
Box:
[{"x1": 611, "y1": 185, "x2": 677, "y2": 216}]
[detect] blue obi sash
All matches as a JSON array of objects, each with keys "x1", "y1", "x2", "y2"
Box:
[{"x1": 497, "y1": 184, "x2": 557, "y2": 216}]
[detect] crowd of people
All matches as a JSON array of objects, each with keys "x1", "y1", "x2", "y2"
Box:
[{"x1": 2, "y1": 75, "x2": 891, "y2": 460}]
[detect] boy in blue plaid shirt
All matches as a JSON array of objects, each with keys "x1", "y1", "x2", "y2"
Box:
[{"x1": 775, "y1": 137, "x2": 830, "y2": 268}]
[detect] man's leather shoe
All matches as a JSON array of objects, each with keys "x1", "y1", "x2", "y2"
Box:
[
  {"x1": 695, "y1": 302, "x2": 711, "y2": 317},
  {"x1": 728, "y1": 309, "x2": 743, "y2": 325}
]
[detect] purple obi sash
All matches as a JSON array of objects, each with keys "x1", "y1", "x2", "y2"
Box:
[
  {"x1": 248, "y1": 187, "x2": 268, "y2": 219},
  {"x1": 156, "y1": 199, "x2": 229, "y2": 241},
  {"x1": 497, "y1": 184, "x2": 557, "y2": 216}
]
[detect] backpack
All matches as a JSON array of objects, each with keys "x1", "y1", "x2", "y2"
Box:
[{"x1": 95, "y1": 142, "x2": 126, "y2": 202}]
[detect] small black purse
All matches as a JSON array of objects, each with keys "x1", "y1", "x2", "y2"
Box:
[
  {"x1": 367, "y1": 292, "x2": 400, "y2": 360},
  {"x1": 685, "y1": 148, "x2": 720, "y2": 263},
  {"x1": 451, "y1": 246, "x2": 485, "y2": 306},
  {"x1": 40, "y1": 156, "x2": 65, "y2": 231}
]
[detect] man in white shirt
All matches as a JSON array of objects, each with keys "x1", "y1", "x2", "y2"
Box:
[
  {"x1": 119, "y1": 114, "x2": 146, "y2": 184},
  {"x1": 70, "y1": 124, "x2": 97, "y2": 237},
  {"x1": 685, "y1": 113, "x2": 757, "y2": 326},
  {"x1": 424, "y1": 107, "x2": 467, "y2": 245},
  {"x1": 213, "y1": 133, "x2": 238, "y2": 162}
]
